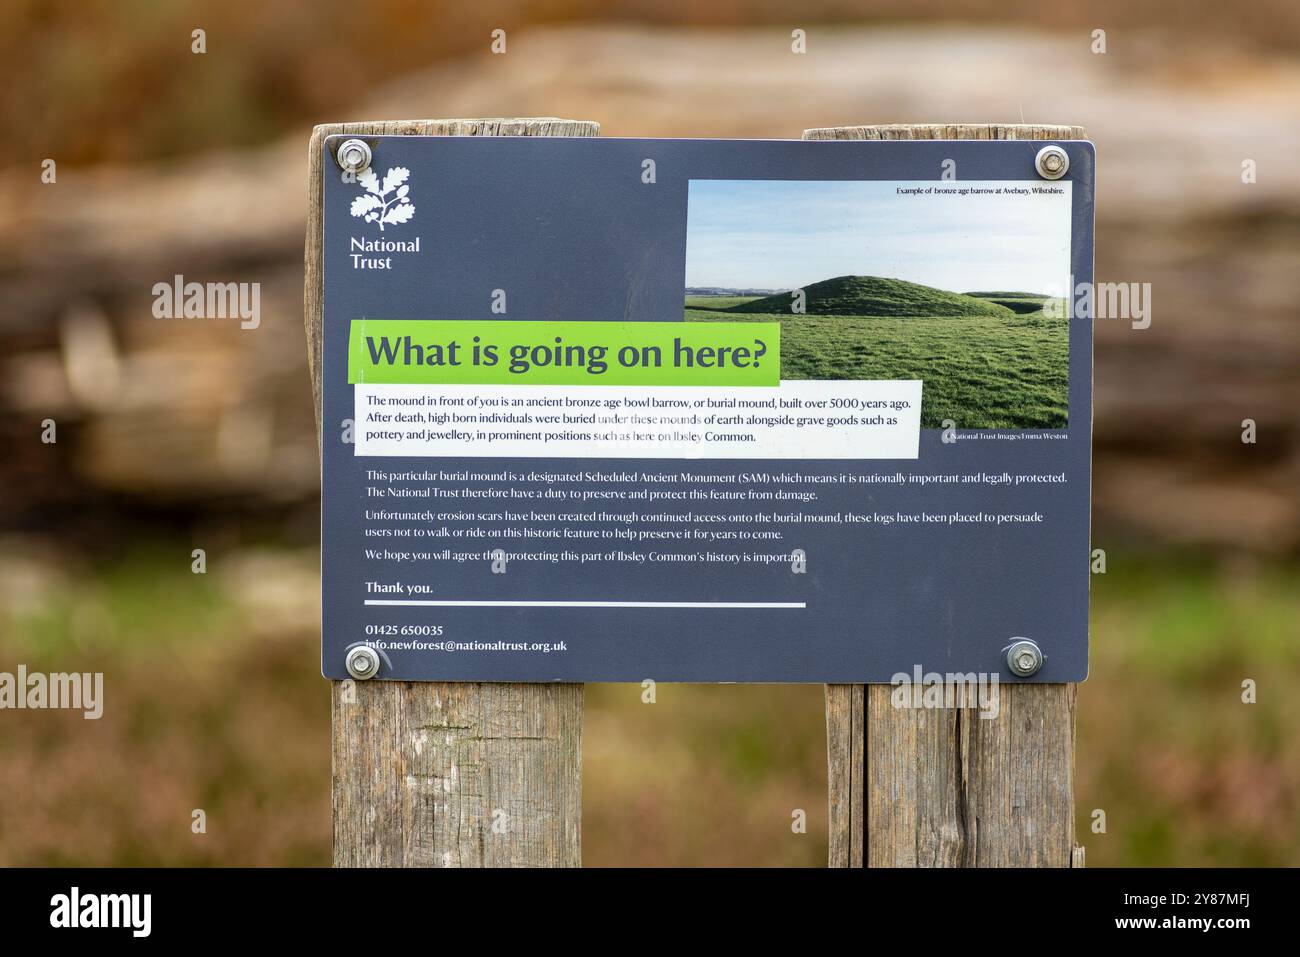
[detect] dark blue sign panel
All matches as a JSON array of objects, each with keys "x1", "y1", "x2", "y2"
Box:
[{"x1": 319, "y1": 136, "x2": 1094, "y2": 683}]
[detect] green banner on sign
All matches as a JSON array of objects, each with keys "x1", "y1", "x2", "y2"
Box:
[{"x1": 347, "y1": 319, "x2": 780, "y2": 387}]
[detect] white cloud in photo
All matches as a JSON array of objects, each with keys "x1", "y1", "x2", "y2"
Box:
[{"x1": 685, "y1": 180, "x2": 1073, "y2": 296}]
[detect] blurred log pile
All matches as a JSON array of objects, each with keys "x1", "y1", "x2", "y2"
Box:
[{"x1": 2, "y1": 26, "x2": 1297, "y2": 553}]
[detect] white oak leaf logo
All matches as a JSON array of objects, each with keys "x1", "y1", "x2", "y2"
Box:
[
  {"x1": 350, "y1": 194, "x2": 382, "y2": 217},
  {"x1": 383, "y1": 203, "x2": 415, "y2": 226},
  {"x1": 381, "y1": 167, "x2": 409, "y2": 195},
  {"x1": 350, "y1": 166, "x2": 415, "y2": 231}
]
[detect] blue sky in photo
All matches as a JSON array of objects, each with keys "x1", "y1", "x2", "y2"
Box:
[{"x1": 684, "y1": 180, "x2": 1072, "y2": 295}]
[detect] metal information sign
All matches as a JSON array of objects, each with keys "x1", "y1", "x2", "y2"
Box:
[{"x1": 319, "y1": 135, "x2": 1094, "y2": 683}]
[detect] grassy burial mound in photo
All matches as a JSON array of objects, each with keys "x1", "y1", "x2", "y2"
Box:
[
  {"x1": 726, "y1": 275, "x2": 1018, "y2": 319},
  {"x1": 684, "y1": 275, "x2": 1068, "y2": 429},
  {"x1": 964, "y1": 291, "x2": 1057, "y2": 315}
]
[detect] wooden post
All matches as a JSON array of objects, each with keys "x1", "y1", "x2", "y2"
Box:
[
  {"x1": 809, "y1": 123, "x2": 1087, "y2": 868},
  {"x1": 305, "y1": 118, "x2": 598, "y2": 867}
]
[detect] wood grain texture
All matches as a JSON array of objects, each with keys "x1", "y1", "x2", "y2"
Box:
[
  {"x1": 815, "y1": 123, "x2": 1083, "y2": 868},
  {"x1": 306, "y1": 117, "x2": 598, "y2": 867},
  {"x1": 825, "y1": 683, "x2": 864, "y2": 868},
  {"x1": 330, "y1": 681, "x2": 584, "y2": 867},
  {"x1": 863, "y1": 682, "x2": 1078, "y2": 867},
  {"x1": 804, "y1": 124, "x2": 1087, "y2": 141}
]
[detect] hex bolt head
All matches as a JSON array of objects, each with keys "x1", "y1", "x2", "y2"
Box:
[
  {"x1": 1034, "y1": 145, "x2": 1069, "y2": 180},
  {"x1": 1005, "y1": 638, "x2": 1045, "y2": 677},
  {"x1": 337, "y1": 138, "x2": 373, "y2": 174},
  {"x1": 345, "y1": 645, "x2": 380, "y2": 681}
]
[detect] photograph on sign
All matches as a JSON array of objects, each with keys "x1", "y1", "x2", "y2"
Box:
[
  {"x1": 684, "y1": 178, "x2": 1072, "y2": 429},
  {"x1": 320, "y1": 136, "x2": 1094, "y2": 683}
]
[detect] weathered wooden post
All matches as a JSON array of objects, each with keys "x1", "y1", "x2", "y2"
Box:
[
  {"x1": 305, "y1": 118, "x2": 598, "y2": 867},
  {"x1": 811, "y1": 123, "x2": 1088, "y2": 869}
]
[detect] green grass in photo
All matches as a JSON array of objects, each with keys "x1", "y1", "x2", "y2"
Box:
[{"x1": 684, "y1": 275, "x2": 1069, "y2": 429}]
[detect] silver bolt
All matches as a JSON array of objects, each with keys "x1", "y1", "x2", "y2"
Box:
[
  {"x1": 345, "y1": 645, "x2": 380, "y2": 680},
  {"x1": 1034, "y1": 145, "x2": 1069, "y2": 180},
  {"x1": 1005, "y1": 638, "x2": 1045, "y2": 677},
  {"x1": 337, "y1": 139, "x2": 372, "y2": 174}
]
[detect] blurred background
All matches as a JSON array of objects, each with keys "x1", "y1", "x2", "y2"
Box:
[{"x1": 2, "y1": 0, "x2": 1298, "y2": 867}]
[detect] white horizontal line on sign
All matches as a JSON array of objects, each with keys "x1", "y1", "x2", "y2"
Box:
[{"x1": 363, "y1": 600, "x2": 806, "y2": 608}]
